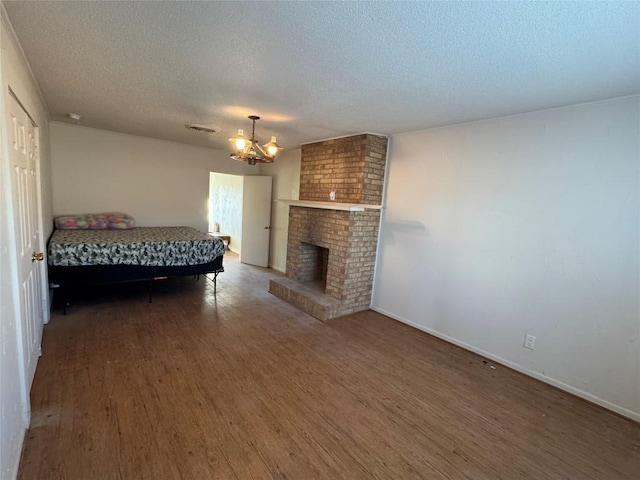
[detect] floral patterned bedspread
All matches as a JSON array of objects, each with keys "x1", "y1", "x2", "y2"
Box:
[{"x1": 48, "y1": 226, "x2": 225, "y2": 267}]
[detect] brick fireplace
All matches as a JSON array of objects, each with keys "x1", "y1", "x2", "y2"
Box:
[{"x1": 269, "y1": 134, "x2": 388, "y2": 321}]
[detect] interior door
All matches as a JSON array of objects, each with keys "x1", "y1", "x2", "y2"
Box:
[
  {"x1": 240, "y1": 176, "x2": 273, "y2": 267},
  {"x1": 6, "y1": 91, "x2": 44, "y2": 401}
]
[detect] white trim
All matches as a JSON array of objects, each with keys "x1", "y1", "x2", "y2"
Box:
[
  {"x1": 370, "y1": 306, "x2": 640, "y2": 423},
  {"x1": 33, "y1": 122, "x2": 50, "y2": 325},
  {"x1": 9, "y1": 429, "x2": 26, "y2": 480}
]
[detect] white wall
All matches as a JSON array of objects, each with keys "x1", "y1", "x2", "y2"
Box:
[
  {"x1": 263, "y1": 148, "x2": 301, "y2": 272},
  {"x1": 1, "y1": 6, "x2": 52, "y2": 479},
  {"x1": 373, "y1": 96, "x2": 640, "y2": 420},
  {"x1": 50, "y1": 123, "x2": 254, "y2": 233},
  {"x1": 209, "y1": 172, "x2": 244, "y2": 253}
]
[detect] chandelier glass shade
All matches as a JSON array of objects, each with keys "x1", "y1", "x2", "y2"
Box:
[{"x1": 229, "y1": 115, "x2": 281, "y2": 165}]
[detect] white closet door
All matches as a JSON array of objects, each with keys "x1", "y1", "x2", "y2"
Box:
[
  {"x1": 6, "y1": 91, "x2": 44, "y2": 411},
  {"x1": 240, "y1": 176, "x2": 272, "y2": 267}
]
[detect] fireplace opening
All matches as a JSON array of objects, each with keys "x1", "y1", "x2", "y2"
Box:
[{"x1": 297, "y1": 242, "x2": 329, "y2": 292}]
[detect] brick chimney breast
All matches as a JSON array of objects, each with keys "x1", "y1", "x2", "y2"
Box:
[
  {"x1": 269, "y1": 134, "x2": 388, "y2": 321},
  {"x1": 299, "y1": 134, "x2": 387, "y2": 204}
]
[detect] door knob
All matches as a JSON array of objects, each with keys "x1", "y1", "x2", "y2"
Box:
[{"x1": 31, "y1": 251, "x2": 44, "y2": 262}]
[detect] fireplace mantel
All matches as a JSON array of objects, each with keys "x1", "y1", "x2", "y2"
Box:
[{"x1": 277, "y1": 199, "x2": 382, "y2": 212}]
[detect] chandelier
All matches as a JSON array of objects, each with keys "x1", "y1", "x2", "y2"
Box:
[{"x1": 229, "y1": 115, "x2": 281, "y2": 165}]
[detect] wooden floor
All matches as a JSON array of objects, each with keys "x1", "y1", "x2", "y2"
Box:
[{"x1": 19, "y1": 253, "x2": 640, "y2": 479}]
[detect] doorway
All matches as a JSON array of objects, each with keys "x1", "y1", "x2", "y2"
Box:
[{"x1": 209, "y1": 173, "x2": 272, "y2": 267}]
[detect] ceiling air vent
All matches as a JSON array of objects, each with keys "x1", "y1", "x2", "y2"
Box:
[{"x1": 185, "y1": 124, "x2": 217, "y2": 134}]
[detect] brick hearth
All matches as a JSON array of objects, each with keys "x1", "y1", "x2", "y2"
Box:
[{"x1": 269, "y1": 134, "x2": 388, "y2": 321}]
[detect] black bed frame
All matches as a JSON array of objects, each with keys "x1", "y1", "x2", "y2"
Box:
[{"x1": 48, "y1": 256, "x2": 224, "y2": 314}]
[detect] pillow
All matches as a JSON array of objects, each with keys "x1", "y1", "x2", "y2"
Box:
[
  {"x1": 107, "y1": 214, "x2": 135, "y2": 229},
  {"x1": 86, "y1": 214, "x2": 109, "y2": 230},
  {"x1": 54, "y1": 215, "x2": 88, "y2": 230},
  {"x1": 54, "y1": 212, "x2": 136, "y2": 230}
]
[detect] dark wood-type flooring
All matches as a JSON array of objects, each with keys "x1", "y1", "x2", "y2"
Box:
[{"x1": 18, "y1": 253, "x2": 640, "y2": 479}]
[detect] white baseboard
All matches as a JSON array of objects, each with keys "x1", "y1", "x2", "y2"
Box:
[
  {"x1": 8, "y1": 425, "x2": 26, "y2": 480},
  {"x1": 269, "y1": 265, "x2": 285, "y2": 274},
  {"x1": 370, "y1": 306, "x2": 640, "y2": 423}
]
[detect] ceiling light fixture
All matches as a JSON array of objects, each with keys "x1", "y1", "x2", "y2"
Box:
[{"x1": 229, "y1": 115, "x2": 281, "y2": 165}]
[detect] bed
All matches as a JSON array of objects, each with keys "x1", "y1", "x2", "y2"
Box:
[{"x1": 48, "y1": 226, "x2": 225, "y2": 313}]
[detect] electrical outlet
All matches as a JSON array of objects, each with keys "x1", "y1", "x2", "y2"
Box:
[{"x1": 524, "y1": 334, "x2": 537, "y2": 350}]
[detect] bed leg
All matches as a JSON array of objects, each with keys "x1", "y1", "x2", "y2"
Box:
[
  {"x1": 148, "y1": 279, "x2": 153, "y2": 303},
  {"x1": 214, "y1": 271, "x2": 218, "y2": 294},
  {"x1": 61, "y1": 288, "x2": 67, "y2": 315}
]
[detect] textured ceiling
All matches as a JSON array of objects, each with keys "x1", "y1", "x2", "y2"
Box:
[{"x1": 4, "y1": 1, "x2": 639, "y2": 152}]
